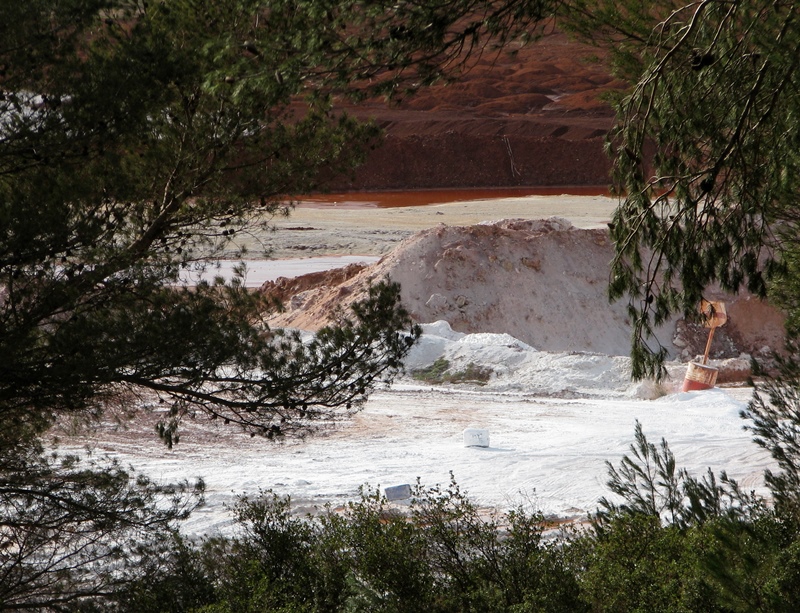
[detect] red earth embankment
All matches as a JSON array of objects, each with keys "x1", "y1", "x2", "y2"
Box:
[{"x1": 327, "y1": 31, "x2": 624, "y2": 190}]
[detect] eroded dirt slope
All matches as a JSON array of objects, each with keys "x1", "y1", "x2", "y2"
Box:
[
  {"x1": 327, "y1": 31, "x2": 622, "y2": 190},
  {"x1": 262, "y1": 219, "x2": 785, "y2": 359}
]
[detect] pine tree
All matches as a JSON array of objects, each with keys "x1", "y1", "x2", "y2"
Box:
[
  {"x1": 0, "y1": 1, "x2": 556, "y2": 607},
  {"x1": 563, "y1": 0, "x2": 800, "y2": 378}
]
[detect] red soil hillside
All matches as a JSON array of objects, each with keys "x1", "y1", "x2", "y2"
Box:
[{"x1": 327, "y1": 30, "x2": 625, "y2": 190}]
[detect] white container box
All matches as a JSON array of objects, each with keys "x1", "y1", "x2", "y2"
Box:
[{"x1": 463, "y1": 428, "x2": 490, "y2": 448}]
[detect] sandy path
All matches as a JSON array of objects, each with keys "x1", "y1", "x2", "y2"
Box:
[{"x1": 234, "y1": 194, "x2": 618, "y2": 259}]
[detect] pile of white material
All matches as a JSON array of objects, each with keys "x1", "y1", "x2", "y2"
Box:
[
  {"x1": 266, "y1": 218, "x2": 679, "y2": 356},
  {"x1": 403, "y1": 321, "x2": 672, "y2": 399},
  {"x1": 264, "y1": 217, "x2": 785, "y2": 363}
]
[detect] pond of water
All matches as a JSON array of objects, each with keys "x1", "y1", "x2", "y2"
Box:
[{"x1": 296, "y1": 185, "x2": 610, "y2": 209}]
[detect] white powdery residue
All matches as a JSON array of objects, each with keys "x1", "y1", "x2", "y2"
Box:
[
  {"x1": 58, "y1": 383, "x2": 771, "y2": 538},
  {"x1": 455, "y1": 331, "x2": 534, "y2": 350},
  {"x1": 655, "y1": 387, "x2": 748, "y2": 421},
  {"x1": 405, "y1": 321, "x2": 538, "y2": 378},
  {"x1": 492, "y1": 352, "x2": 632, "y2": 396},
  {"x1": 419, "y1": 320, "x2": 467, "y2": 341},
  {"x1": 404, "y1": 321, "x2": 637, "y2": 397},
  {"x1": 404, "y1": 334, "x2": 454, "y2": 371},
  {"x1": 445, "y1": 337, "x2": 534, "y2": 375}
]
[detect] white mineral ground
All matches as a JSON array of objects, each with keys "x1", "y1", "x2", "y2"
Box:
[{"x1": 60, "y1": 194, "x2": 781, "y2": 536}]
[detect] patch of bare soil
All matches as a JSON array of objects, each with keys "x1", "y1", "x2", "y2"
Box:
[
  {"x1": 326, "y1": 30, "x2": 621, "y2": 190},
  {"x1": 262, "y1": 264, "x2": 368, "y2": 304},
  {"x1": 261, "y1": 219, "x2": 785, "y2": 362}
]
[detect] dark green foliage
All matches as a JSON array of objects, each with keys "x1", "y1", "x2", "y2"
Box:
[
  {"x1": 9, "y1": 2, "x2": 800, "y2": 610},
  {"x1": 0, "y1": 0, "x2": 562, "y2": 454},
  {"x1": 411, "y1": 357, "x2": 453, "y2": 382},
  {"x1": 586, "y1": 418, "x2": 800, "y2": 612},
  {"x1": 767, "y1": 239, "x2": 800, "y2": 344},
  {"x1": 577, "y1": 513, "x2": 726, "y2": 612},
  {"x1": 0, "y1": 441, "x2": 202, "y2": 611},
  {"x1": 411, "y1": 358, "x2": 494, "y2": 385},
  {"x1": 404, "y1": 477, "x2": 583, "y2": 612},
  {"x1": 102, "y1": 423, "x2": 800, "y2": 613},
  {"x1": 596, "y1": 421, "x2": 762, "y2": 529},
  {"x1": 98, "y1": 533, "x2": 217, "y2": 613},
  {"x1": 577, "y1": 505, "x2": 800, "y2": 612},
  {"x1": 560, "y1": 1, "x2": 800, "y2": 606},
  {"x1": 561, "y1": 1, "x2": 800, "y2": 378},
  {"x1": 581, "y1": 424, "x2": 765, "y2": 611},
  {"x1": 745, "y1": 356, "x2": 800, "y2": 523},
  {"x1": 0, "y1": 0, "x2": 440, "y2": 448},
  {"x1": 700, "y1": 516, "x2": 800, "y2": 612},
  {"x1": 750, "y1": 244, "x2": 800, "y2": 523},
  {"x1": 117, "y1": 479, "x2": 581, "y2": 613},
  {"x1": 2, "y1": 1, "x2": 563, "y2": 609}
]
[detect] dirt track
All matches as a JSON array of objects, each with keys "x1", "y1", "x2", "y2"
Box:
[{"x1": 238, "y1": 194, "x2": 619, "y2": 259}]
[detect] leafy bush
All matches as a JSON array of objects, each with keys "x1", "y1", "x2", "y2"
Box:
[
  {"x1": 115, "y1": 478, "x2": 581, "y2": 612},
  {"x1": 412, "y1": 358, "x2": 493, "y2": 385},
  {"x1": 576, "y1": 514, "x2": 728, "y2": 612},
  {"x1": 585, "y1": 419, "x2": 800, "y2": 612},
  {"x1": 411, "y1": 357, "x2": 452, "y2": 383},
  {"x1": 110, "y1": 395, "x2": 800, "y2": 613},
  {"x1": 596, "y1": 421, "x2": 761, "y2": 529}
]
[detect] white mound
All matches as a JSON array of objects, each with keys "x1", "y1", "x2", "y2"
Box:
[
  {"x1": 266, "y1": 217, "x2": 675, "y2": 356},
  {"x1": 406, "y1": 321, "x2": 646, "y2": 397},
  {"x1": 263, "y1": 218, "x2": 784, "y2": 361}
]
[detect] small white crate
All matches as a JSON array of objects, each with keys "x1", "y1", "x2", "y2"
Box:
[{"x1": 463, "y1": 428, "x2": 490, "y2": 448}]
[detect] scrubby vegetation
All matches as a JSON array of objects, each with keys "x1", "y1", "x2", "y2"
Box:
[
  {"x1": 412, "y1": 358, "x2": 494, "y2": 386},
  {"x1": 6, "y1": 0, "x2": 800, "y2": 609},
  {"x1": 106, "y1": 418, "x2": 800, "y2": 612}
]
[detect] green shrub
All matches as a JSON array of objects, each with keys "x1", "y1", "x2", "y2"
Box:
[
  {"x1": 107, "y1": 418, "x2": 800, "y2": 613},
  {"x1": 411, "y1": 358, "x2": 452, "y2": 383},
  {"x1": 576, "y1": 514, "x2": 727, "y2": 612},
  {"x1": 411, "y1": 358, "x2": 493, "y2": 385},
  {"x1": 127, "y1": 480, "x2": 580, "y2": 613}
]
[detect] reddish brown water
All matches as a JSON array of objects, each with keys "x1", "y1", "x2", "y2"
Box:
[{"x1": 295, "y1": 186, "x2": 610, "y2": 209}]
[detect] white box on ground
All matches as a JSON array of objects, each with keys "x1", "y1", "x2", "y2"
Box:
[
  {"x1": 384, "y1": 484, "x2": 412, "y2": 501},
  {"x1": 463, "y1": 428, "x2": 490, "y2": 447}
]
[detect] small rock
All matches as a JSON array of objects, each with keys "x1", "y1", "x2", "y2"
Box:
[
  {"x1": 426, "y1": 293, "x2": 449, "y2": 311},
  {"x1": 385, "y1": 484, "x2": 412, "y2": 501},
  {"x1": 521, "y1": 257, "x2": 541, "y2": 271},
  {"x1": 463, "y1": 428, "x2": 490, "y2": 448}
]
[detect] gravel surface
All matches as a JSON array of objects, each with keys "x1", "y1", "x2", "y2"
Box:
[{"x1": 232, "y1": 194, "x2": 618, "y2": 259}]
